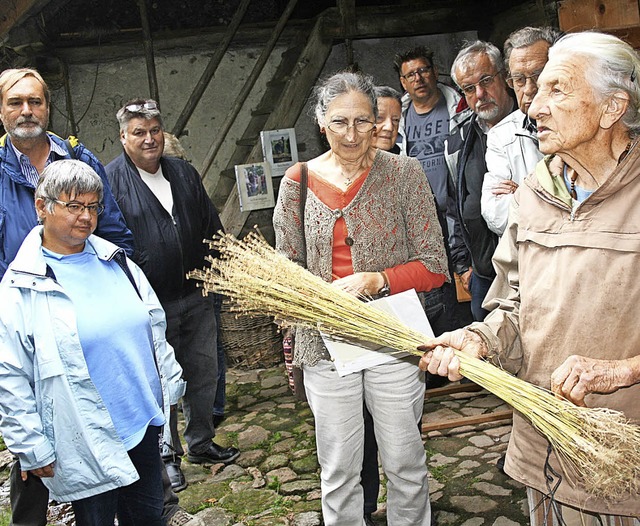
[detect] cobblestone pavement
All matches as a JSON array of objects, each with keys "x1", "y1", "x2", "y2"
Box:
[{"x1": 0, "y1": 365, "x2": 530, "y2": 525}]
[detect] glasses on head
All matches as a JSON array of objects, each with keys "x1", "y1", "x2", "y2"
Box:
[
  {"x1": 125, "y1": 101, "x2": 158, "y2": 113},
  {"x1": 326, "y1": 119, "x2": 376, "y2": 135},
  {"x1": 507, "y1": 71, "x2": 542, "y2": 89},
  {"x1": 400, "y1": 65, "x2": 433, "y2": 82},
  {"x1": 460, "y1": 71, "x2": 503, "y2": 96},
  {"x1": 55, "y1": 200, "x2": 105, "y2": 216}
]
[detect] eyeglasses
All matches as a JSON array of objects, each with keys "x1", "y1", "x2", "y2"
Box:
[
  {"x1": 460, "y1": 71, "x2": 503, "y2": 96},
  {"x1": 400, "y1": 65, "x2": 433, "y2": 82},
  {"x1": 55, "y1": 200, "x2": 105, "y2": 216},
  {"x1": 125, "y1": 101, "x2": 158, "y2": 112},
  {"x1": 507, "y1": 71, "x2": 542, "y2": 89},
  {"x1": 327, "y1": 119, "x2": 376, "y2": 135}
]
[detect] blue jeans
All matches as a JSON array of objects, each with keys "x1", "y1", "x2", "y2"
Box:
[
  {"x1": 71, "y1": 426, "x2": 164, "y2": 526},
  {"x1": 163, "y1": 290, "x2": 218, "y2": 456},
  {"x1": 469, "y1": 272, "x2": 493, "y2": 322}
]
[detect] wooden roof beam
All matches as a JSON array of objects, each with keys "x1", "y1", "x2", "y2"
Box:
[{"x1": 0, "y1": 0, "x2": 52, "y2": 41}]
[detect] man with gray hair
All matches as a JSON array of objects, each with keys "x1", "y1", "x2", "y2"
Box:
[
  {"x1": 481, "y1": 27, "x2": 562, "y2": 236},
  {"x1": 105, "y1": 99, "x2": 239, "y2": 502},
  {"x1": 445, "y1": 41, "x2": 515, "y2": 321}
]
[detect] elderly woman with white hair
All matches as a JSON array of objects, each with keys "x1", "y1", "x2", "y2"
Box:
[
  {"x1": 274, "y1": 71, "x2": 449, "y2": 525},
  {"x1": 0, "y1": 159, "x2": 184, "y2": 526},
  {"x1": 420, "y1": 31, "x2": 640, "y2": 525}
]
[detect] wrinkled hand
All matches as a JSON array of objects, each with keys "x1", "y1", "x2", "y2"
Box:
[
  {"x1": 333, "y1": 272, "x2": 384, "y2": 298},
  {"x1": 458, "y1": 268, "x2": 473, "y2": 292},
  {"x1": 492, "y1": 180, "x2": 518, "y2": 196},
  {"x1": 550, "y1": 355, "x2": 633, "y2": 406},
  {"x1": 22, "y1": 463, "x2": 55, "y2": 481},
  {"x1": 418, "y1": 329, "x2": 488, "y2": 382}
]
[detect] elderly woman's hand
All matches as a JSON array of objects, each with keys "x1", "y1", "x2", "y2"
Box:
[
  {"x1": 333, "y1": 272, "x2": 385, "y2": 298},
  {"x1": 550, "y1": 355, "x2": 640, "y2": 406},
  {"x1": 492, "y1": 180, "x2": 519, "y2": 196},
  {"x1": 417, "y1": 329, "x2": 488, "y2": 382}
]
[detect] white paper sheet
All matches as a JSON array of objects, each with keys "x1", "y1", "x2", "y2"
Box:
[{"x1": 321, "y1": 289, "x2": 434, "y2": 376}]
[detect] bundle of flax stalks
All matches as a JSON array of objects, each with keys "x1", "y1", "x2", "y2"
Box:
[{"x1": 189, "y1": 231, "x2": 640, "y2": 501}]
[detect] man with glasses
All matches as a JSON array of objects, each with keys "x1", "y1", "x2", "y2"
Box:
[
  {"x1": 106, "y1": 99, "x2": 240, "y2": 504},
  {"x1": 393, "y1": 46, "x2": 467, "y2": 339},
  {"x1": 481, "y1": 27, "x2": 562, "y2": 236},
  {"x1": 445, "y1": 41, "x2": 515, "y2": 321}
]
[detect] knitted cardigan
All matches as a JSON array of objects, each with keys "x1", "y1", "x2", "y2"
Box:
[{"x1": 273, "y1": 149, "x2": 449, "y2": 366}]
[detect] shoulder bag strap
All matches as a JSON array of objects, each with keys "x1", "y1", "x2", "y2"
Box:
[
  {"x1": 64, "y1": 138, "x2": 77, "y2": 160},
  {"x1": 299, "y1": 162, "x2": 308, "y2": 265}
]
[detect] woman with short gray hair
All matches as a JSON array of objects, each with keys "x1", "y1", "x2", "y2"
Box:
[
  {"x1": 274, "y1": 71, "x2": 448, "y2": 525},
  {"x1": 0, "y1": 159, "x2": 184, "y2": 525}
]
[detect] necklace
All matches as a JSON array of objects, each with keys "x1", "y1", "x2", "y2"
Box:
[{"x1": 343, "y1": 174, "x2": 354, "y2": 186}]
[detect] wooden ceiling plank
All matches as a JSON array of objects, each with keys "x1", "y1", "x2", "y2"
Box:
[{"x1": 0, "y1": 0, "x2": 52, "y2": 40}]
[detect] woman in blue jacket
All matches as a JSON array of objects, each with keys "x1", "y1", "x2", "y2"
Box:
[{"x1": 0, "y1": 159, "x2": 184, "y2": 526}]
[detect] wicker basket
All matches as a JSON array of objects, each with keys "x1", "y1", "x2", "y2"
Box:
[{"x1": 220, "y1": 303, "x2": 283, "y2": 369}]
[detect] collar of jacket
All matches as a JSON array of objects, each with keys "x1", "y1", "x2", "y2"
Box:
[{"x1": 8, "y1": 226, "x2": 125, "y2": 279}]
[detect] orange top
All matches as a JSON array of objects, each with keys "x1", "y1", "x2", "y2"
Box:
[{"x1": 288, "y1": 164, "x2": 445, "y2": 294}]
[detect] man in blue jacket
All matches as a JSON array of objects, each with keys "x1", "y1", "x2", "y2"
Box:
[{"x1": 0, "y1": 68, "x2": 134, "y2": 279}]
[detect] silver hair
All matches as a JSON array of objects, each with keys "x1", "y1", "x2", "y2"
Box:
[
  {"x1": 313, "y1": 71, "x2": 378, "y2": 125},
  {"x1": 550, "y1": 31, "x2": 640, "y2": 135},
  {"x1": 35, "y1": 160, "x2": 104, "y2": 213},
  {"x1": 116, "y1": 98, "x2": 164, "y2": 133},
  {"x1": 504, "y1": 26, "x2": 562, "y2": 71},
  {"x1": 374, "y1": 86, "x2": 402, "y2": 105},
  {"x1": 450, "y1": 40, "x2": 504, "y2": 87}
]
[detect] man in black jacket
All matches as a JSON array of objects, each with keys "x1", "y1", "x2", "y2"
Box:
[
  {"x1": 444, "y1": 41, "x2": 514, "y2": 321},
  {"x1": 106, "y1": 99, "x2": 240, "y2": 496}
]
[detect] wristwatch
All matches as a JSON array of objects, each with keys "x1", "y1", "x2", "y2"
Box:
[{"x1": 376, "y1": 271, "x2": 391, "y2": 298}]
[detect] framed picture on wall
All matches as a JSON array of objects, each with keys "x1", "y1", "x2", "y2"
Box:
[
  {"x1": 235, "y1": 161, "x2": 275, "y2": 212},
  {"x1": 260, "y1": 128, "x2": 299, "y2": 178}
]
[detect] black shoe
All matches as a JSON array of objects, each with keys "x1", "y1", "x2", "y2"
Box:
[
  {"x1": 165, "y1": 461, "x2": 188, "y2": 492},
  {"x1": 496, "y1": 453, "x2": 506, "y2": 474},
  {"x1": 187, "y1": 442, "x2": 240, "y2": 465},
  {"x1": 364, "y1": 513, "x2": 375, "y2": 526}
]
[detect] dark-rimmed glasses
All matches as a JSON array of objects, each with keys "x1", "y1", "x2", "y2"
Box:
[
  {"x1": 460, "y1": 71, "x2": 503, "y2": 96},
  {"x1": 54, "y1": 200, "x2": 105, "y2": 216},
  {"x1": 507, "y1": 71, "x2": 543, "y2": 89},
  {"x1": 400, "y1": 65, "x2": 433, "y2": 82},
  {"x1": 327, "y1": 119, "x2": 376, "y2": 135},
  {"x1": 125, "y1": 101, "x2": 158, "y2": 113}
]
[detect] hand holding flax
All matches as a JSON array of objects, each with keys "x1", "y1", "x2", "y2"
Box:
[
  {"x1": 551, "y1": 355, "x2": 640, "y2": 407},
  {"x1": 418, "y1": 329, "x2": 488, "y2": 382},
  {"x1": 332, "y1": 272, "x2": 385, "y2": 297},
  {"x1": 188, "y1": 231, "x2": 640, "y2": 501}
]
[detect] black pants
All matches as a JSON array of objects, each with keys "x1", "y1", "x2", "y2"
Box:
[{"x1": 9, "y1": 456, "x2": 180, "y2": 525}]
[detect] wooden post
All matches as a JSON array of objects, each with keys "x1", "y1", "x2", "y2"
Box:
[
  {"x1": 171, "y1": 0, "x2": 252, "y2": 137},
  {"x1": 198, "y1": 0, "x2": 299, "y2": 180},
  {"x1": 60, "y1": 58, "x2": 79, "y2": 137},
  {"x1": 136, "y1": 0, "x2": 160, "y2": 103}
]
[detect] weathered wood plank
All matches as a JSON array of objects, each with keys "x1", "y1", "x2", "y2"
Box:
[
  {"x1": 558, "y1": 0, "x2": 640, "y2": 31},
  {"x1": 422, "y1": 410, "x2": 513, "y2": 433}
]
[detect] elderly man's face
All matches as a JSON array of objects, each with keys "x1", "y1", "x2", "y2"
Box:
[
  {"x1": 0, "y1": 76, "x2": 49, "y2": 140},
  {"x1": 508, "y1": 40, "x2": 551, "y2": 114},
  {"x1": 528, "y1": 54, "x2": 603, "y2": 155},
  {"x1": 455, "y1": 53, "x2": 513, "y2": 127}
]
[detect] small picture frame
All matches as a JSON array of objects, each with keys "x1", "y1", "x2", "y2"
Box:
[
  {"x1": 260, "y1": 128, "x2": 299, "y2": 177},
  {"x1": 235, "y1": 161, "x2": 276, "y2": 212}
]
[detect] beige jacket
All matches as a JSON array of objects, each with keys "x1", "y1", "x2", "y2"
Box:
[
  {"x1": 471, "y1": 147, "x2": 640, "y2": 515},
  {"x1": 273, "y1": 149, "x2": 448, "y2": 367}
]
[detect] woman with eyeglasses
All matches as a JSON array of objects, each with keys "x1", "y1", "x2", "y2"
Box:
[
  {"x1": 273, "y1": 71, "x2": 448, "y2": 526},
  {"x1": 0, "y1": 159, "x2": 185, "y2": 526}
]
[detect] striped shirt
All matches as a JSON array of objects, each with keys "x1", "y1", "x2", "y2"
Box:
[{"x1": 9, "y1": 136, "x2": 68, "y2": 187}]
